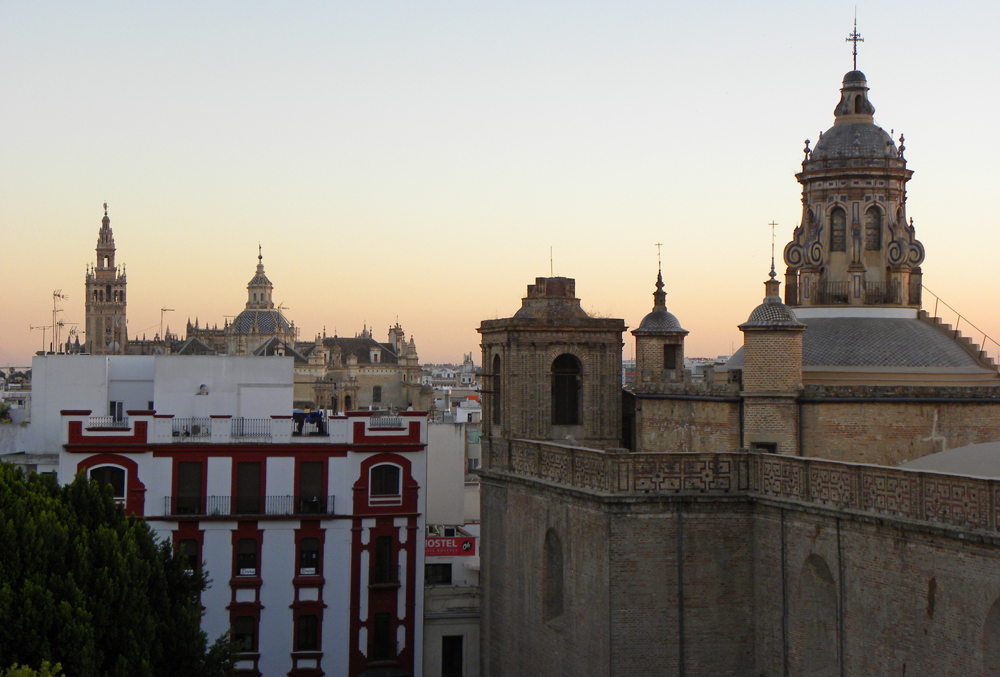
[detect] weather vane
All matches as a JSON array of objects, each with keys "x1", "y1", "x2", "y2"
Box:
[
  {"x1": 846, "y1": 12, "x2": 863, "y2": 71},
  {"x1": 655, "y1": 242, "x2": 663, "y2": 271}
]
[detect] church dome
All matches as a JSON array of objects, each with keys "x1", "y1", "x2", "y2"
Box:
[
  {"x1": 739, "y1": 295, "x2": 805, "y2": 329},
  {"x1": 810, "y1": 70, "x2": 898, "y2": 160},
  {"x1": 811, "y1": 123, "x2": 896, "y2": 160},
  {"x1": 632, "y1": 269, "x2": 687, "y2": 335},
  {"x1": 229, "y1": 308, "x2": 292, "y2": 335},
  {"x1": 636, "y1": 309, "x2": 684, "y2": 333}
]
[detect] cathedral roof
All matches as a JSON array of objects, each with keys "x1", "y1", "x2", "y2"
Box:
[
  {"x1": 229, "y1": 308, "x2": 293, "y2": 335},
  {"x1": 727, "y1": 317, "x2": 989, "y2": 370},
  {"x1": 322, "y1": 336, "x2": 399, "y2": 366}
]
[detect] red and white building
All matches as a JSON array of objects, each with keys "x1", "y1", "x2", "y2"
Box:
[{"x1": 32, "y1": 354, "x2": 427, "y2": 677}]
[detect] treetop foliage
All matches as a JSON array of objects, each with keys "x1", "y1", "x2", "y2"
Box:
[{"x1": 0, "y1": 464, "x2": 233, "y2": 677}]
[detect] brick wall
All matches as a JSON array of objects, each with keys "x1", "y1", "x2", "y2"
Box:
[
  {"x1": 481, "y1": 448, "x2": 1000, "y2": 676},
  {"x1": 801, "y1": 399, "x2": 1000, "y2": 464},
  {"x1": 635, "y1": 397, "x2": 740, "y2": 453},
  {"x1": 742, "y1": 331, "x2": 803, "y2": 393}
]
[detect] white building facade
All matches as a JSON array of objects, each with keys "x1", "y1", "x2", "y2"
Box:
[{"x1": 35, "y1": 354, "x2": 427, "y2": 677}]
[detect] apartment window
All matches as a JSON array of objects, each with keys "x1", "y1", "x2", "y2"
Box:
[
  {"x1": 551, "y1": 354, "x2": 581, "y2": 426},
  {"x1": 235, "y1": 462, "x2": 262, "y2": 514},
  {"x1": 299, "y1": 537, "x2": 320, "y2": 576},
  {"x1": 426, "y1": 563, "x2": 452, "y2": 585},
  {"x1": 177, "y1": 539, "x2": 199, "y2": 573},
  {"x1": 298, "y1": 461, "x2": 324, "y2": 514},
  {"x1": 89, "y1": 466, "x2": 125, "y2": 503},
  {"x1": 109, "y1": 401, "x2": 124, "y2": 422},
  {"x1": 370, "y1": 465, "x2": 400, "y2": 497},
  {"x1": 371, "y1": 535, "x2": 394, "y2": 584},
  {"x1": 233, "y1": 616, "x2": 256, "y2": 653},
  {"x1": 237, "y1": 538, "x2": 258, "y2": 576},
  {"x1": 372, "y1": 612, "x2": 393, "y2": 660},
  {"x1": 442, "y1": 635, "x2": 464, "y2": 677},
  {"x1": 176, "y1": 461, "x2": 203, "y2": 515},
  {"x1": 372, "y1": 385, "x2": 382, "y2": 403},
  {"x1": 296, "y1": 614, "x2": 319, "y2": 652}
]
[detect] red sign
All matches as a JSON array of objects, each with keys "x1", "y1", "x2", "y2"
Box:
[{"x1": 425, "y1": 537, "x2": 476, "y2": 557}]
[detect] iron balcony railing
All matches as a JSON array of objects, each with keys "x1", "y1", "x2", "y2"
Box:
[
  {"x1": 815, "y1": 281, "x2": 850, "y2": 305},
  {"x1": 163, "y1": 494, "x2": 335, "y2": 517},
  {"x1": 171, "y1": 417, "x2": 212, "y2": 440},
  {"x1": 231, "y1": 418, "x2": 271, "y2": 441},
  {"x1": 864, "y1": 280, "x2": 900, "y2": 305},
  {"x1": 88, "y1": 415, "x2": 129, "y2": 428}
]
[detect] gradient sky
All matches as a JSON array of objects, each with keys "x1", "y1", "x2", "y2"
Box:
[{"x1": 3, "y1": 1, "x2": 1000, "y2": 368}]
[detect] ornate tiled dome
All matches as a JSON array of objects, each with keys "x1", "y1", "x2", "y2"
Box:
[
  {"x1": 810, "y1": 71, "x2": 898, "y2": 160},
  {"x1": 739, "y1": 295, "x2": 805, "y2": 329},
  {"x1": 632, "y1": 269, "x2": 687, "y2": 335}
]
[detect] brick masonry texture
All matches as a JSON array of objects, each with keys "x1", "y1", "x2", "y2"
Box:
[{"x1": 481, "y1": 447, "x2": 1000, "y2": 676}]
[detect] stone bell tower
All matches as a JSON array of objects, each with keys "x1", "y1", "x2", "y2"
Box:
[
  {"x1": 85, "y1": 203, "x2": 127, "y2": 354},
  {"x1": 479, "y1": 276, "x2": 625, "y2": 464},
  {"x1": 783, "y1": 70, "x2": 924, "y2": 308}
]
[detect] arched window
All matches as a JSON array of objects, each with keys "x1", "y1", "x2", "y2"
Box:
[
  {"x1": 370, "y1": 464, "x2": 400, "y2": 497},
  {"x1": 543, "y1": 529, "x2": 564, "y2": 621},
  {"x1": 865, "y1": 207, "x2": 882, "y2": 250},
  {"x1": 492, "y1": 354, "x2": 502, "y2": 426},
  {"x1": 89, "y1": 465, "x2": 125, "y2": 504},
  {"x1": 551, "y1": 354, "x2": 581, "y2": 426},
  {"x1": 830, "y1": 208, "x2": 847, "y2": 252},
  {"x1": 344, "y1": 395, "x2": 352, "y2": 411}
]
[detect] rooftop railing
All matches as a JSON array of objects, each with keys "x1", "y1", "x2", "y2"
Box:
[
  {"x1": 231, "y1": 418, "x2": 271, "y2": 442},
  {"x1": 172, "y1": 417, "x2": 212, "y2": 441},
  {"x1": 88, "y1": 415, "x2": 129, "y2": 429}
]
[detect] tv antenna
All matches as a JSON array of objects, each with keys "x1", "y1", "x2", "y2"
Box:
[{"x1": 51, "y1": 290, "x2": 68, "y2": 352}]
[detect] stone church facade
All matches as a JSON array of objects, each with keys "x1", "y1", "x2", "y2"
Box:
[{"x1": 478, "y1": 66, "x2": 1000, "y2": 677}]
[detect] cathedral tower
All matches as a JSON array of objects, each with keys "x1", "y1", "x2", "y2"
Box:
[
  {"x1": 85, "y1": 203, "x2": 127, "y2": 354},
  {"x1": 783, "y1": 70, "x2": 924, "y2": 307},
  {"x1": 479, "y1": 276, "x2": 625, "y2": 457}
]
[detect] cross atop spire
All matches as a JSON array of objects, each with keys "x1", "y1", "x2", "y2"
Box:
[
  {"x1": 846, "y1": 14, "x2": 864, "y2": 71},
  {"x1": 103, "y1": 201, "x2": 108, "y2": 216},
  {"x1": 655, "y1": 242, "x2": 663, "y2": 272},
  {"x1": 769, "y1": 221, "x2": 778, "y2": 280},
  {"x1": 258, "y1": 243, "x2": 262, "y2": 263}
]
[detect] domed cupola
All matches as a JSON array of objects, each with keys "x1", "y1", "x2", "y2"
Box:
[
  {"x1": 781, "y1": 35, "x2": 925, "y2": 311},
  {"x1": 632, "y1": 267, "x2": 689, "y2": 385}
]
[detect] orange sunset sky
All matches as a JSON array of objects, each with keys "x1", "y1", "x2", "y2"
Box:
[{"x1": 3, "y1": 2, "x2": 1000, "y2": 368}]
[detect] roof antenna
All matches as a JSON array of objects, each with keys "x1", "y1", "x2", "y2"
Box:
[{"x1": 846, "y1": 9, "x2": 863, "y2": 71}]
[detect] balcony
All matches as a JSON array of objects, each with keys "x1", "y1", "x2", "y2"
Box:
[
  {"x1": 815, "y1": 281, "x2": 849, "y2": 305},
  {"x1": 864, "y1": 281, "x2": 900, "y2": 305},
  {"x1": 163, "y1": 494, "x2": 335, "y2": 517},
  {"x1": 88, "y1": 415, "x2": 129, "y2": 429},
  {"x1": 171, "y1": 417, "x2": 211, "y2": 441}
]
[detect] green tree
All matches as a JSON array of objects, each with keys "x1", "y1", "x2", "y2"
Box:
[{"x1": 0, "y1": 464, "x2": 234, "y2": 677}]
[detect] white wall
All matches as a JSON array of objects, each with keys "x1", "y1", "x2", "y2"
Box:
[
  {"x1": 426, "y1": 423, "x2": 465, "y2": 525},
  {"x1": 30, "y1": 355, "x2": 112, "y2": 454},
  {"x1": 152, "y1": 356, "x2": 293, "y2": 418}
]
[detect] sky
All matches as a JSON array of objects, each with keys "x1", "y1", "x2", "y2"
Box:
[{"x1": 3, "y1": 1, "x2": 1000, "y2": 368}]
